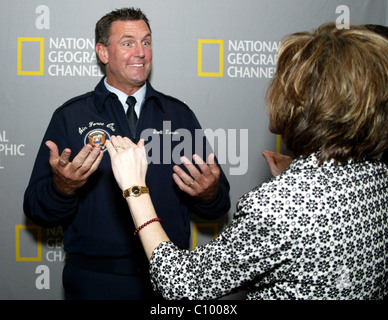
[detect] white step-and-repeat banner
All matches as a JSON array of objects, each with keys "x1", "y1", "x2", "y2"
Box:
[{"x1": 1, "y1": 0, "x2": 386, "y2": 300}]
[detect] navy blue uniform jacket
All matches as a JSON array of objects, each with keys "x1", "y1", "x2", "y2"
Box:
[{"x1": 24, "y1": 78, "x2": 230, "y2": 260}]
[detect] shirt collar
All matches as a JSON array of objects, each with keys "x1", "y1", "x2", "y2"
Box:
[
  {"x1": 93, "y1": 77, "x2": 165, "y2": 114},
  {"x1": 103, "y1": 77, "x2": 146, "y2": 116}
]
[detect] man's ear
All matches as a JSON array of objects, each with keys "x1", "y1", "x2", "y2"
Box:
[{"x1": 96, "y1": 43, "x2": 108, "y2": 64}]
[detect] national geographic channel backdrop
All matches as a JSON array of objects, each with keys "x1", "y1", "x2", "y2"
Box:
[{"x1": 0, "y1": 0, "x2": 387, "y2": 300}]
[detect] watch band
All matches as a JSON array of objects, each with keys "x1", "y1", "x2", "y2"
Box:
[{"x1": 122, "y1": 185, "x2": 149, "y2": 198}]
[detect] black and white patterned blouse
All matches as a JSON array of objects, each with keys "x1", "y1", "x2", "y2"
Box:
[{"x1": 149, "y1": 154, "x2": 388, "y2": 299}]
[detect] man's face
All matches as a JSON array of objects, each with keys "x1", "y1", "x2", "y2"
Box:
[{"x1": 97, "y1": 19, "x2": 152, "y2": 94}]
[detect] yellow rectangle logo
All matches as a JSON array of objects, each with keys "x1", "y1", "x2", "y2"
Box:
[
  {"x1": 198, "y1": 39, "x2": 223, "y2": 77},
  {"x1": 15, "y1": 225, "x2": 42, "y2": 261},
  {"x1": 192, "y1": 222, "x2": 218, "y2": 249},
  {"x1": 17, "y1": 37, "x2": 44, "y2": 75}
]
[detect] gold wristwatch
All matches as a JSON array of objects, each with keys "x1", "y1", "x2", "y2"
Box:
[{"x1": 122, "y1": 185, "x2": 149, "y2": 198}]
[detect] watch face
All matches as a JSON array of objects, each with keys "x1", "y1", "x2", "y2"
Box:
[{"x1": 132, "y1": 186, "x2": 140, "y2": 195}]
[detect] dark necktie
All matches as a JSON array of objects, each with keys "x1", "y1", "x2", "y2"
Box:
[{"x1": 126, "y1": 96, "x2": 137, "y2": 139}]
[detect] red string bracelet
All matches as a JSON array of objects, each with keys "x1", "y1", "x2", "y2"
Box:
[{"x1": 134, "y1": 218, "x2": 162, "y2": 236}]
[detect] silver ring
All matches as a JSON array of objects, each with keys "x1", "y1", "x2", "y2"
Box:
[
  {"x1": 114, "y1": 145, "x2": 125, "y2": 151},
  {"x1": 188, "y1": 179, "x2": 194, "y2": 187}
]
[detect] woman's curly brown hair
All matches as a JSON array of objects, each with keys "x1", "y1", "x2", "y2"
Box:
[{"x1": 267, "y1": 22, "x2": 388, "y2": 165}]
